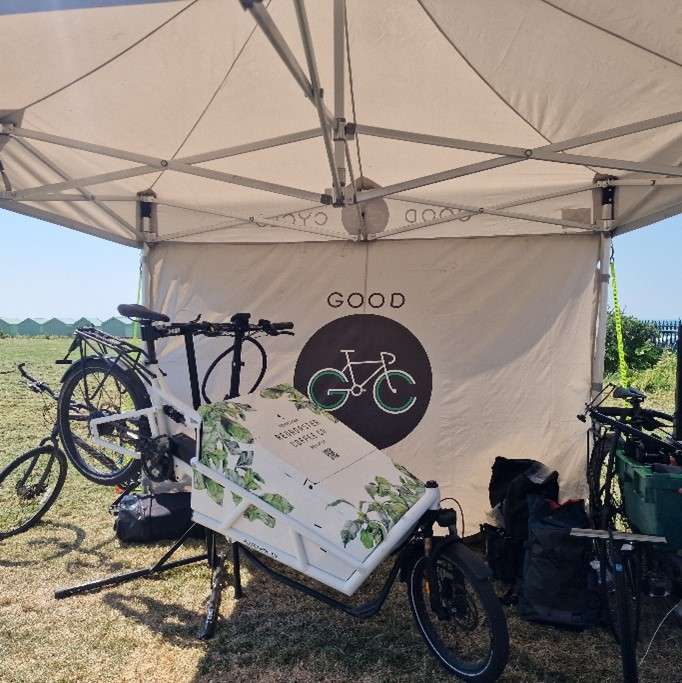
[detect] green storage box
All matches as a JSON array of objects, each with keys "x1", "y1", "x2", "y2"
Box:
[{"x1": 615, "y1": 450, "x2": 682, "y2": 551}]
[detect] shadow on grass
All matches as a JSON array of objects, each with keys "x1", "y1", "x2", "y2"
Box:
[
  {"x1": 101, "y1": 540, "x2": 449, "y2": 683},
  {"x1": 103, "y1": 591, "x2": 205, "y2": 646},
  {"x1": 0, "y1": 520, "x2": 86, "y2": 566}
]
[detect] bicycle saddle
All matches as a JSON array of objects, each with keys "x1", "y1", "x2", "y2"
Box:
[
  {"x1": 117, "y1": 303, "x2": 170, "y2": 323},
  {"x1": 613, "y1": 386, "x2": 646, "y2": 401}
]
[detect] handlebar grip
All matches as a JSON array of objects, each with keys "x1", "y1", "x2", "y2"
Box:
[{"x1": 272, "y1": 322, "x2": 294, "y2": 331}]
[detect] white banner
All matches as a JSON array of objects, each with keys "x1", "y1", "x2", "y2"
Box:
[{"x1": 150, "y1": 234, "x2": 599, "y2": 525}]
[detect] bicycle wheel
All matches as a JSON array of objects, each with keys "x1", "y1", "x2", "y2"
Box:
[
  {"x1": 599, "y1": 541, "x2": 641, "y2": 646},
  {"x1": 409, "y1": 541, "x2": 509, "y2": 682},
  {"x1": 0, "y1": 445, "x2": 67, "y2": 539},
  {"x1": 307, "y1": 368, "x2": 349, "y2": 411},
  {"x1": 58, "y1": 358, "x2": 150, "y2": 485},
  {"x1": 588, "y1": 435, "x2": 629, "y2": 531},
  {"x1": 373, "y1": 369, "x2": 416, "y2": 414}
]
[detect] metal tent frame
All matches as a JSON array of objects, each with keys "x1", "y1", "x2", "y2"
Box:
[{"x1": 2, "y1": 0, "x2": 682, "y2": 394}]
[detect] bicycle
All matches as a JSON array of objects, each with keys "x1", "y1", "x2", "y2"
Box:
[
  {"x1": 307, "y1": 349, "x2": 417, "y2": 414},
  {"x1": 0, "y1": 364, "x2": 68, "y2": 539},
  {"x1": 579, "y1": 385, "x2": 682, "y2": 680},
  {"x1": 55, "y1": 305, "x2": 292, "y2": 487},
  {"x1": 54, "y1": 303, "x2": 509, "y2": 680}
]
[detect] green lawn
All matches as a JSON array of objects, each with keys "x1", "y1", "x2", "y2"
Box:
[{"x1": 0, "y1": 338, "x2": 680, "y2": 682}]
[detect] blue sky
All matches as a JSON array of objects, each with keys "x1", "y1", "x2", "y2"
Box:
[{"x1": 0, "y1": 208, "x2": 680, "y2": 321}]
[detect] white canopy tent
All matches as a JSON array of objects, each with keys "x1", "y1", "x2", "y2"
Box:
[{"x1": 2, "y1": 0, "x2": 681, "y2": 520}]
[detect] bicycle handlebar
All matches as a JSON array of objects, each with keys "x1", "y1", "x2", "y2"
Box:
[
  {"x1": 17, "y1": 363, "x2": 59, "y2": 401},
  {"x1": 152, "y1": 316, "x2": 294, "y2": 339}
]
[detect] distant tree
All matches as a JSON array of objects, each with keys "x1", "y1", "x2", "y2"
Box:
[{"x1": 605, "y1": 310, "x2": 663, "y2": 376}]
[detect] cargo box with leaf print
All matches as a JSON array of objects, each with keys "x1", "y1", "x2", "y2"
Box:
[{"x1": 191, "y1": 384, "x2": 437, "y2": 594}]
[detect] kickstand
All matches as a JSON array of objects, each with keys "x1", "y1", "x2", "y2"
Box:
[
  {"x1": 54, "y1": 523, "x2": 207, "y2": 599},
  {"x1": 197, "y1": 541, "x2": 244, "y2": 640}
]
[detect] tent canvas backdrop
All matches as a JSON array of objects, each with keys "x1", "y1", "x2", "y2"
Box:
[
  {"x1": 1, "y1": 0, "x2": 681, "y2": 522},
  {"x1": 149, "y1": 235, "x2": 599, "y2": 520}
]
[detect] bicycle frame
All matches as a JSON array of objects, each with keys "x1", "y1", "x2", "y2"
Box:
[{"x1": 331, "y1": 350, "x2": 398, "y2": 396}]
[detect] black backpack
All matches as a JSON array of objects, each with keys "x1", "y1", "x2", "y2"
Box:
[
  {"x1": 518, "y1": 496, "x2": 600, "y2": 627},
  {"x1": 485, "y1": 457, "x2": 559, "y2": 583}
]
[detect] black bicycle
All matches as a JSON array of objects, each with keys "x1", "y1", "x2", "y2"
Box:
[
  {"x1": 0, "y1": 364, "x2": 68, "y2": 539},
  {"x1": 579, "y1": 385, "x2": 682, "y2": 679}
]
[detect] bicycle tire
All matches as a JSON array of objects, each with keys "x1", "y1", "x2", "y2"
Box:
[
  {"x1": 588, "y1": 435, "x2": 629, "y2": 531},
  {"x1": 307, "y1": 368, "x2": 349, "y2": 411},
  {"x1": 0, "y1": 445, "x2": 67, "y2": 539},
  {"x1": 612, "y1": 548, "x2": 639, "y2": 680},
  {"x1": 598, "y1": 540, "x2": 642, "y2": 645},
  {"x1": 58, "y1": 358, "x2": 150, "y2": 485},
  {"x1": 408, "y1": 541, "x2": 509, "y2": 682}
]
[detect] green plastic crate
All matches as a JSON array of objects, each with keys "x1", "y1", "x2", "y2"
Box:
[{"x1": 615, "y1": 450, "x2": 682, "y2": 551}]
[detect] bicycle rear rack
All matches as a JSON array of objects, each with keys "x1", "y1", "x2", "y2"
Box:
[{"x1": 65, "y1": 327, "x2": 157, "y2": 381}]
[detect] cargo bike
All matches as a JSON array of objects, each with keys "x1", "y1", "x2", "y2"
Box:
[{"x1": 53, "y1": 304, "x2": 509, "y2": 682}]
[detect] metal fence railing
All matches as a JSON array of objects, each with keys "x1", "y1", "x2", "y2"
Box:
[{"x1": 643, "y1": 319, "x2": 682, "y2": 350}]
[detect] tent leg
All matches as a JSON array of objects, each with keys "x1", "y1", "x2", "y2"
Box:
[{"x1": 591, "y1": 233, "x2": 612, "y2": 396}]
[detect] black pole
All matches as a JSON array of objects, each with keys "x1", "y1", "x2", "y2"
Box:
[
  {"x1": 673, "y1": 320, "x2": 682, "y2": 441},
  {"x1": 184, "y1": 331, "x2": 201, "y2": 410},
  {"x1": 228, "y1": 314, "x2": 250, "y2": 399}
]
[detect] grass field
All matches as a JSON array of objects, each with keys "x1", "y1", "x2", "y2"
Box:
[{"x1": 1, "y1": 338, "x2": 680, "y2": 682}]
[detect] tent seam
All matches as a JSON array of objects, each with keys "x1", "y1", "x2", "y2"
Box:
[
  {"x1": 22, "y1": 0, "x2": 201, "y2": 111},
  {"x1": 538, "y1": 0, "x2": 682, "y2": 70},
  {"x1": 415, "y1": 0, "x2": 596, "y2": 177},
  {"x1": 150, "y1": 0, "x2": 273, "y2": 190}
]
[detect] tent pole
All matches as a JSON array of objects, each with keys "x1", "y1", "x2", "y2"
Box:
[
  {"x1": 137, "y1": 191, "x2": 157, "y2": 309},
  {"x1": 591, "y1": 181, "x2": 615, "y2": 396},
  {"x1": 592, "y1": 234, "x2": 612, "y2": 396},
  {"x1": 14, "y1": 137, "x2": 139, "y2": 239},
  {"x1": 293, "y1": 0, "x2": 343, "y2": 203},
  {"x1": 333, "y1": 0, "x2": 347, "y2": 188}
]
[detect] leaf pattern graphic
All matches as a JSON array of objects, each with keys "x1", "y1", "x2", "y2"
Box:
[
  {"x1": 334, "y1": 463, "x2": 426, "y2": 551},
  {"x1": 196, "y1": 400, "x2": 294, "y2": 529},
  {"x1": 260, "y1": 383, "x2": 338, "y2": 422}
]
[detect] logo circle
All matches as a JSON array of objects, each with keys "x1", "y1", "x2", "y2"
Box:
[{"x1": 294, "y1": 314, "x2": 432, "y2": 449}]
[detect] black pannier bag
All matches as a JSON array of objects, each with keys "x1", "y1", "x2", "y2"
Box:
[
  {"x1": 518, "y1": 496, "x2": 600, "y2": 627},
  {"x1": 481, "y1": 523, "x2": 519, "y2": 583},
  {"x1": 114, "y1": 492, "x2": 204, "y2": 543},
  {"x1": 485, "y1": 457, "x2": 560, "y2": 583}
]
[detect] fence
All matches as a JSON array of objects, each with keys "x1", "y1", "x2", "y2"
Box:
[
  {"x1": 643, "y1": 319, "x2": 681, "y2": 350},
  {"x1": 0, "y1": 316, "x2": 133, "y2": 338}
]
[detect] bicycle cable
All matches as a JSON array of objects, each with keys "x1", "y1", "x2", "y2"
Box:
[
  {"x1": 638, "y1": 597, "x2": 682, "y2": 669},
  {"x1": 440, "y1": 496, "x2": 466, "y2": 538},
  {"x1": 200, "y1": 335, "x2": 268, "y2": 404}
]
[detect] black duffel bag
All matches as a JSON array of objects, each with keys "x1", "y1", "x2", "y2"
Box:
[
  {"x1": 518, "y1": 495, "x2": 600, "y2": 628},
  {"x1": 114, "y1": 492, "x2": 204, "y2": 543}
]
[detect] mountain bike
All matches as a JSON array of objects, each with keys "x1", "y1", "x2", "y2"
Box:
[
  {"x1": 0, "y1": 364, "x2": 68, "y2": 539},
  {"x1": 307, "y1": 349, "x2": 416, "y2": 414}
]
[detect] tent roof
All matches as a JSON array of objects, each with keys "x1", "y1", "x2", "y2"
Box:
[{"x1": 1, "y1": 0, "x2": 681, "y2": 245}]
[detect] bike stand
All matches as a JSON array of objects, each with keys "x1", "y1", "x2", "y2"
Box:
[{"x1": 54, "y1": 525, "x2": 233, "y2": 640}]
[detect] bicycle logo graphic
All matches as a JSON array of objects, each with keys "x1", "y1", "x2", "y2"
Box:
[{"x1": 307, "y1": 349, "x2": 417, "y2": 415}]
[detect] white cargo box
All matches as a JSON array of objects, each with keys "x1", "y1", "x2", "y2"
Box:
[{"x1": 191, "y1": 384, "x2": 437, "y2": 595}]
